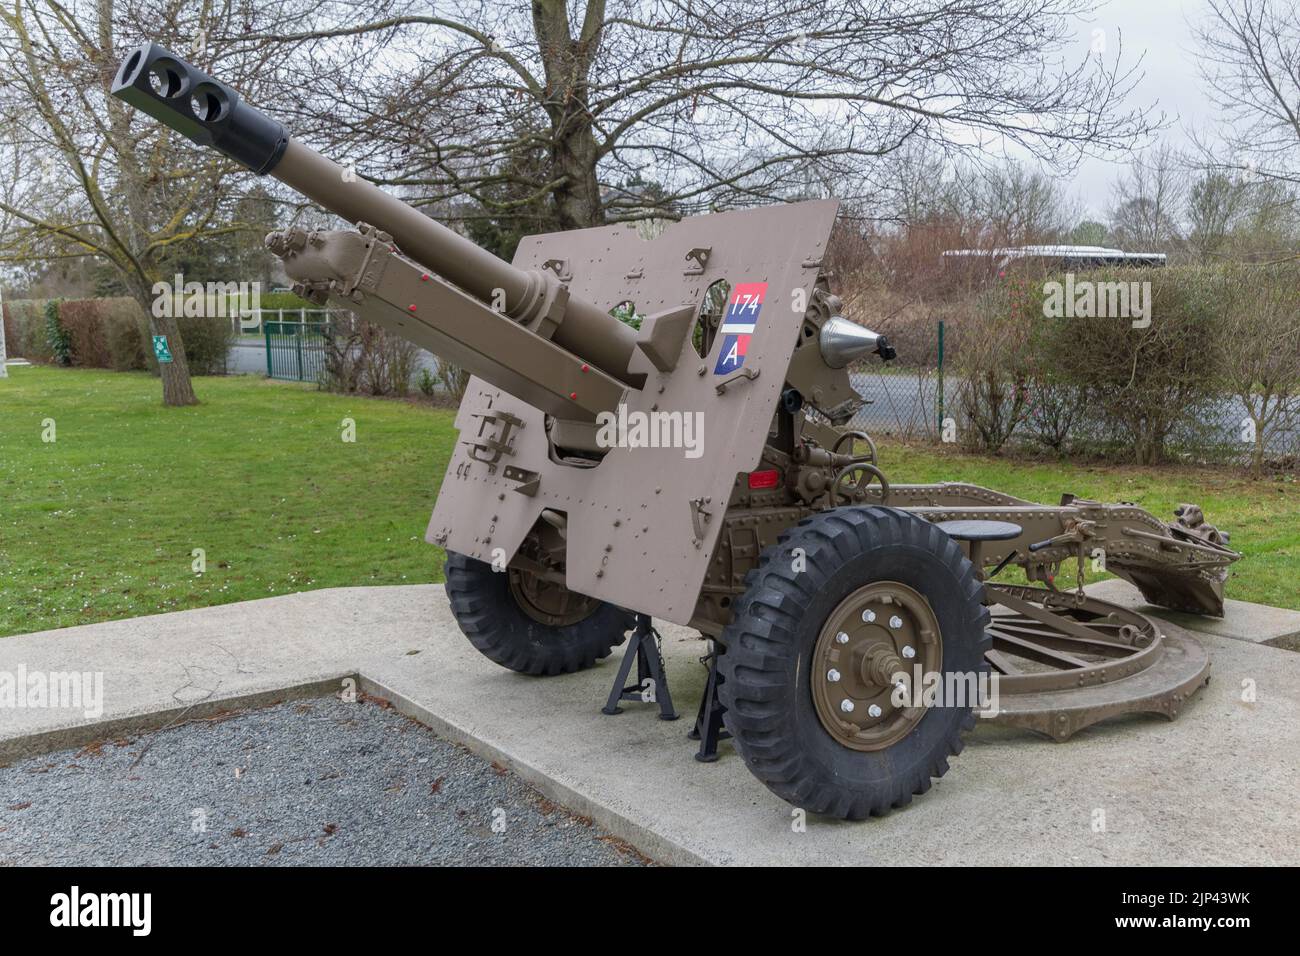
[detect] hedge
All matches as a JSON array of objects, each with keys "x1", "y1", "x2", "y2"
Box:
[
  {"x1": 952, "y1": 262, "x2": 1300, "y2": 466},
  {"x1": 58, "y1": 298, "x2": 148, "y2": 370},
  {"x1": 2, "y1": 298, "x2": 53, "y2": 362},
  {"x1": 2, "y1": 297, "x2": 234, "y2": 375},
  {"x1": 2, "y1": 300, "x2": 22, "y2": 360}
]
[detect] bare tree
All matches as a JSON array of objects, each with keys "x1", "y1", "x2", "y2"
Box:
[
  {"x1": 1107, "y1": 145, "x2": 1186, "y2": 252},
  {"x1": 0, "y1": 0, "x2": 332, "y2": 405},
  {"x1": 1194, "y1": 0, "x2": 1300, "y2": 190},
  {"x1": 853, "y1": 148, "x2": 1077, "y2": 298},
  {"x1": 1185, "y1": 171, "x2": 1247, "y2": 261},
  {"x1": 1182, "y1": 167, "x2": 1299, "y2": 262},
  {"x1": 964, "y1": 162, "x2": 1076, "y2": 247},
  {"x1": 1218, "y1": 271, "x2": 1300, "y2": 476},
  {"x1": 237, "y1": 0, "x2": 1158, "y2": 233}
]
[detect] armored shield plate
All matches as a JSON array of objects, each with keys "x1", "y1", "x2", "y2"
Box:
[{"x1": 427, "y1": 199, "x2": 839, "y2": 624}]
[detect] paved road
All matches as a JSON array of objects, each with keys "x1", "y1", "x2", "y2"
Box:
[{"x1": 0, "y1": 696, "x2": 649, "y2": 866}]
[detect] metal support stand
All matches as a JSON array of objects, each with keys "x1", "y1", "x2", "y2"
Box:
[
  {"x1": 602, "y1": 614, "x2": 678, "y2": 720},
  {"x1": 687, "y1": 643, "x2": 731, "y2": 762}
]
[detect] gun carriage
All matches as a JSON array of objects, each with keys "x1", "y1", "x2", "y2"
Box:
[{"x1": 112, "y1": 44, "x2": 1239, "y2": 818}]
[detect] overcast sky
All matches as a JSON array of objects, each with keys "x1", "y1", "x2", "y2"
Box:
[{"x1": 1064, "y1": 0, "x2": 1213, "y2": 218}]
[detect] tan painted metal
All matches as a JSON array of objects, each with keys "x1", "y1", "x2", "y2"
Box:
[
  {"x1": 272, "y1": 140, "x2": 640, "y2": 383},
  {"x1": 272, "y1": 225, "x2": 627, "y2": 421},
  {"x1": 427, "y1": 200, "x2": 840, "y2": 624},
  {"x1": 986, "y1": 585, "x2": 1213, "y2": 740},
  {"x1": 810, "y1": 581, "x2": 941, "y2": 750},
  {"x1": 109, "y1": 39, "x2": 1254, "y2": 800},
  {"x1": 863, "y1": 483, "x2": 1237, "y2": 616}
]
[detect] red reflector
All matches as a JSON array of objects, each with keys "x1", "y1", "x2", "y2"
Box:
[{"x1": 748, "y1": 469, "x2": 780, "y2": 489}]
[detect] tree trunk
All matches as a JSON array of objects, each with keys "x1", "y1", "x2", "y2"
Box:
[
  {"x1": 532, "y1": 0, "x2": 607, "y2": 230},
  {"x1": 1135, "y1": 433, "x2": 1160, "y2": 466},
  {"x1": 152, "y1": 311, "x2": 199, "y2": 407},
  {"x1": 552, "y1": 129, "x2": 604, "y2": 229},
  {"x1": 98, "y1": 2, "x2": 197, "y2": 408},
  {"x1": 126, "y1": 278, "x2": 198, "y2": 407}
]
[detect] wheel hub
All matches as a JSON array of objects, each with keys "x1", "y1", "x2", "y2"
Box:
[
  {"x1": 811, "y1": 581, "x2": 942, "y2": 751},
  {"x1": 507, "y1": 568, "x2": 600, "y2": 627},
  {"x1": 860, "y1": 644, "x2": 906, "y2": 686}
]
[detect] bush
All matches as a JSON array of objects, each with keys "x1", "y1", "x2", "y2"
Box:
[
  {"x1": 1038, "y1": 266, "x2": 1222, "y2": 464},
  {"x1": 2, "y1": 301, "x2": 19, "y2": 359},
  {"x1": 176, "y1": 314, "x2": 235, "y2": 375},
  {"x1": 138, "y1": 313, "x2": 235, "y2": 376},
  {"x1": 45, "y1": 300, "x2": 72, "y2": 366},
  {"x1": 362, "y1": 326, "x2": 416, "y2": 396},
  {"x1": 45, "y1": 298, "x2": 152, "y2": 372},
  {"x1": 106, "y1": 307, "x2": 148, "y2": 371},
  {"x1": 3, "y1": 297, "x2": 140, "y2": 369},
  {"x1": 60, "y1": 299, "x2": 112, "y2": 368},
  {"x1": 1024, "y1": 372, "x2": 1085, "y2": 455},
  {"x1": 8, "y1": 300, "x2": 53, "y2": 362},
  {"x1": 250, "y1": 290, "x2": 316, "y2": 313},
  {"x1": 953, "y1": 280, "x2": 1035, "y2": 453},
  {"x1": 1213, "y1": 263, "x2": 1300, "y2": 476},
  {"x1": 436, "y1": 361, "x2": 471, "y2": 401},
  {"x1": 839, "y1": 259, "x2": 1296, "y2": 468},
  {"x1": 948, "y1": 266, "x2": 1235, "y2": 463},
  {"x1": 320, "y1": 315, "x2": 417, "y2": 396},
  {"x1": 9, "y1": 294, "x2": 233, "y2": 375}
]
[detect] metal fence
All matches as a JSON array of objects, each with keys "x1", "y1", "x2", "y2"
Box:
[
  {"x1": 847, "y1": 368, "x2": 943, "y2": 441},
  {"x1": 843, "y1": 320, "x2": 1299, "y2": 468},
  {"x1": 263, "y1": 320, "x2": 332, "y2": 382},
  {"x1": 236, "y1": 307, "x2": 344, "y2": 335},
  {"x1": 245, "y1": 311, "x2": 1295, "y2": 468}
]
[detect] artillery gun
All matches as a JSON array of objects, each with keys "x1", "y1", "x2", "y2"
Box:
[{"x1": 113, "y1": 44, "x2": 1241, "y2": 819}]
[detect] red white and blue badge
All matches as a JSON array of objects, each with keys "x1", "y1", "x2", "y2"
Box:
[{"x1": 713, "y1": 281, "x2": 767, "y2": 375}]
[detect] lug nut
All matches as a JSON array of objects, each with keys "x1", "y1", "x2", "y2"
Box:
[
  {"x1": 861, "y1": 609, "x2": 876, "y2": 623},
  {"x1": 889, "y1": 615, "x2": 903, "y2": 629},
  {"x1": 840, "y1": 699, "x2": 855, "y2": 713},
  {"x1": 868, "y1": 704, "x2": 883, "y2": 718},
  {"x1": 827, "y1": 668, "x2": 841, "y2": 683},
  {"x1": 902, "y1": 645, "x2": 916, "y2": 659},
  {"x1": 835, "y1": 631, "x2": 849, "y2": 644}
]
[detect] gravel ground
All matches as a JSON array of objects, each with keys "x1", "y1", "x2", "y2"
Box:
[{"x1": 0, "y1": 696, "x2": 650, "y2": 866}]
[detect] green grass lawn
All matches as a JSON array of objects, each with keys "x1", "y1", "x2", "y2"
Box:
[
  {"x1": 1, "y1": 365, "x2": 1295, "y2": 638},
  {"x1": 877, "y1": 443, "x2": 1298, "y2": 611},
  {"x1": 1, "y1": 366, "x2": 455, "y2": 637}
]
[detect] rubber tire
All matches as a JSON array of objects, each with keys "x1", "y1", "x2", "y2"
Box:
[
  {"x1": 718, "y1": 506, "x2": 990, "y2": 819},
  {"x1": 445, "y1": 551, "x2": 632, "y2": 676}
]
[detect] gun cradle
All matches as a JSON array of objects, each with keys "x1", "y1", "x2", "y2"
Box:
[{"x1": 275, "y1": 224, "x2": 625, "y2": 421}]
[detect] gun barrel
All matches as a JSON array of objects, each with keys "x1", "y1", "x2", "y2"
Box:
[
  {"x1": 272, "y1": 142, "x2": 530, "y2": 314},
  {"x1": 111, "y1": 42, "x2": 638, "y2": 383}
]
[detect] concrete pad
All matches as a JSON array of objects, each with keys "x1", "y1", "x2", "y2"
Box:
[
  {"x1": 1086, "y1": 578, "x2": 1300, "y2": 646},
  {"x1": 2, "y1": 585, "x2": 1298, "y2": 866}
]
